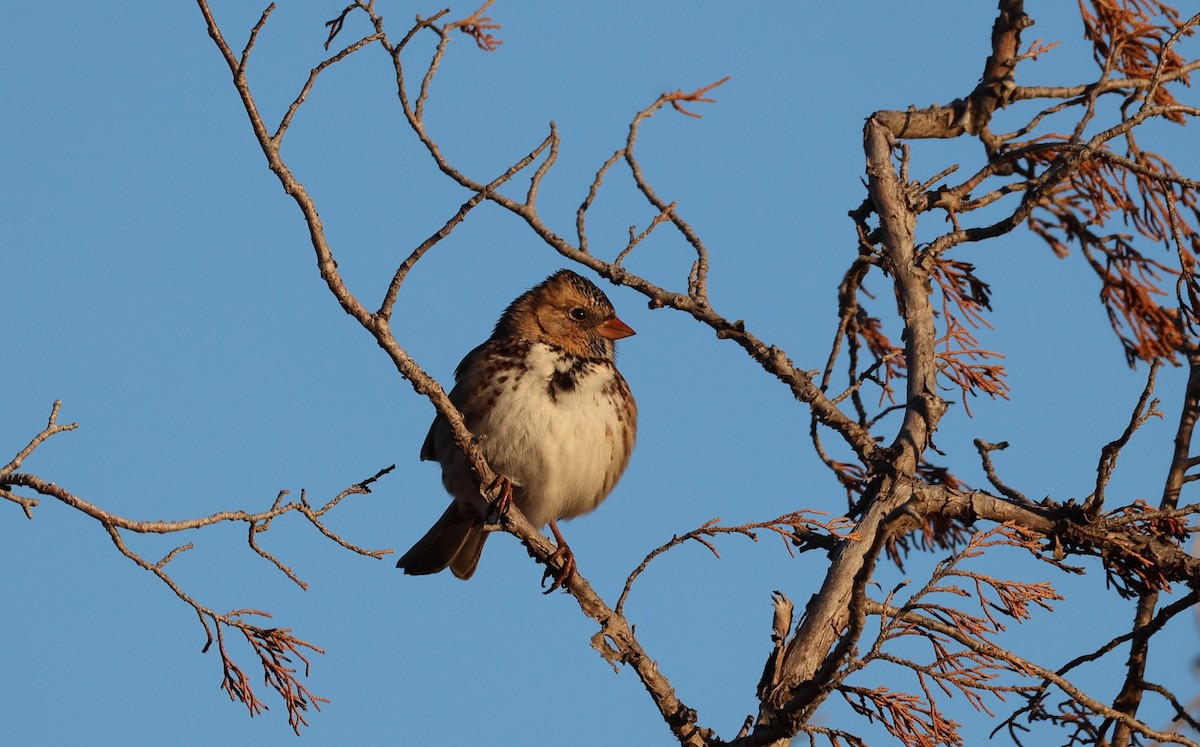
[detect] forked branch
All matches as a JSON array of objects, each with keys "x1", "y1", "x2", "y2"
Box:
[{"x1": 1, "y1": 402, "x2": 393, "y2": 733}]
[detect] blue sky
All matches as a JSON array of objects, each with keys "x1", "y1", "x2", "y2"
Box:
[{"x1": 4, "y1": 2, "x2": 1200, "y2": 745}]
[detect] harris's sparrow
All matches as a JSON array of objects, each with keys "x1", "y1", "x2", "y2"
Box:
[{"x1": 397, "y1": 269, "x2": 637, "y2": 586}]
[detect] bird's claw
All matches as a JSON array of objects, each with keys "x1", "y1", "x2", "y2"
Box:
[
  {"x1": 485, "y1": 475, "x2": 514, "y2": 522},
  {"x1": 540, "y1": 520, "x2": 577, "y2": 594},
  {"x1": 540, "y1": 547, "x2": 576, "y2": 594}
]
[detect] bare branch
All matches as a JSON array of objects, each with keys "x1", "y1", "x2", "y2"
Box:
[
  {"x1": 615, "y1": 512, "x2": 858, "y2": 615},
  {"x1": 973, "y1": 439, "x2": 1032, "y2": 505},
  {"x1": 1086, "y1": 360, "x2": 1162, "y2": 513},
  {"x1": 2, "y1": 400, "x2": 78, "y2": 475}
]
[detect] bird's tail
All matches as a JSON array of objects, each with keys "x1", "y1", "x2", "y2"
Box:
[{"x1": 397, "y1": 502, "x2": 487, "y2": 580}]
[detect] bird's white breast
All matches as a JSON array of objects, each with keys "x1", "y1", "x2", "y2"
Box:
[{"x1": 478, "y1": 343, "x2": 628, "y2": 527}]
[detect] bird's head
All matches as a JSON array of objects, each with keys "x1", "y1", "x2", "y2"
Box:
[{"x1": 495, "y1": 269, "x2": 634, "y2": 359}]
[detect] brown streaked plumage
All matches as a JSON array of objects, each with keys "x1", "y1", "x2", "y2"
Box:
[{"x1": 397, "y1": 270, "x2": 637, "y2": 585}]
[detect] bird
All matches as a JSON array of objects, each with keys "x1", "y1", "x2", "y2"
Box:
[{"x1": 397, "y1": 269, "x2": 637, "y2": 589}]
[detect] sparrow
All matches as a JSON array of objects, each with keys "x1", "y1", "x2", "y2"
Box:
[{"x1": 397, "y1": 269, "x2": 637, "y2": 589}]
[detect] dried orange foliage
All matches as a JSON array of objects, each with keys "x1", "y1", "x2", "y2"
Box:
[
  {"x1": 885, "y1": 510, "x2": 971, "y2": 567},
  {"x1": 927, "y1": 256, "x2": 1008, "y2": 414},
  {"x1": 450, "y1": 0, "x2": 503, "y2": 51},
  {"x1": 1026, "y1": 145, "x2": 1198, "y2": 364},
  {"x1": 1015, "y1": 3, "x2": 1200, "y2": 364},
  {"x1": 1080, "y1": 0, "x2": 1194, "y2": 122},
  {"x1": 886, "y1": 461, "x2": 972, "y2": 564},
  {"x1": 216, "y1": 612, "x2": 328, "y2": 735},
  {"x1": 1110, "y1": 497, "x2": 1191, "y2": 540},
  {"x1": 841, "y1": 686, "x2": 963, "y2": 747},
  {"x1": 858, "y1": 310, "x2": 906, "y2": 404},
  {"x1": 908, "y1": 526, "x2": 1063, "y2": 632},
  {"x1": 840, "y1": 230, "x2": 1010, "y2": 426},
  {"x1": 830, "y1": 459, "x2": 869, "y2": 500},
  {"x1": 850, "y1": 528, "x2": 1065, "y2": 747},
  {"x1": 1096, "y1": 499, "x2": 1192, "y2": 594},
  {"x1": 662, "y1": 76, "x2": 732, "y2": 118}
]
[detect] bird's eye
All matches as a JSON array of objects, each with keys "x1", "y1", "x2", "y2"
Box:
[{"x1": 569, "y1": 307, "x2": 587, "y2": 321}]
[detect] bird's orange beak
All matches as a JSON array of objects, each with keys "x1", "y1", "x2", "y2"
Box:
[{"x1": 598, "y1": 316, "x2": 635, "y2": 340}]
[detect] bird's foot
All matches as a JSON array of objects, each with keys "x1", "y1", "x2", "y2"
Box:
[
  {"x1": 540, "y1": 519, "x2": 577, "y2": 594},
  {"x1": 485, "y1": 474, "x2": 514, "y2": 523}
]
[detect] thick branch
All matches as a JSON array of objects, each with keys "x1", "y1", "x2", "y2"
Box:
[
  {"x1": 872, "y1": 0, "x2": 1029, "y2": 142},
  {"x1": 750, "y1": 116, "x2": 950, "y2": 747}
]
